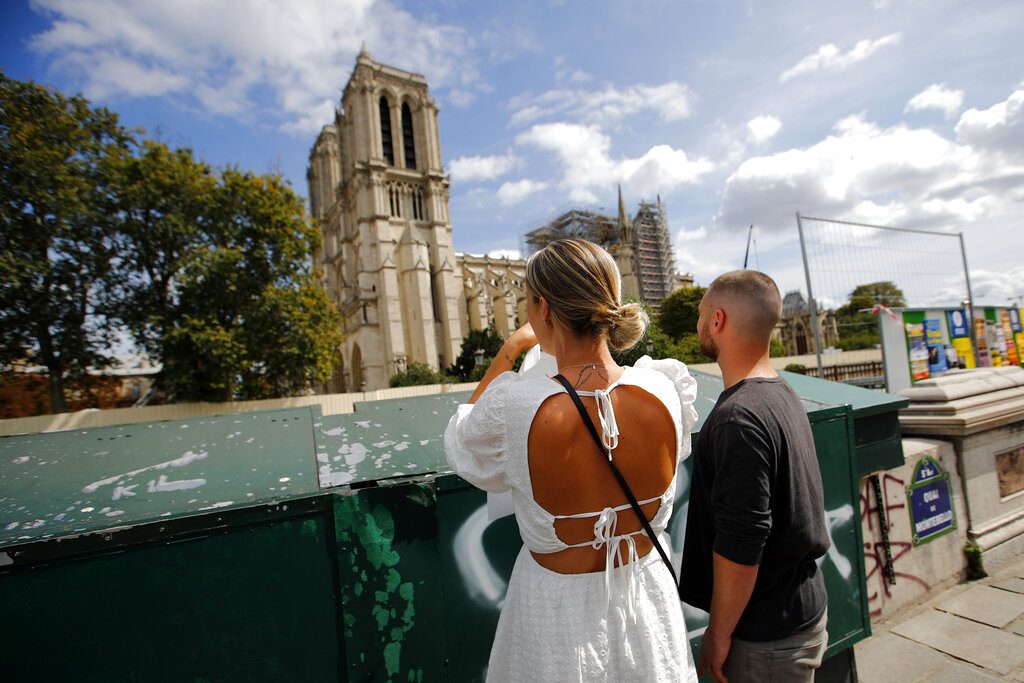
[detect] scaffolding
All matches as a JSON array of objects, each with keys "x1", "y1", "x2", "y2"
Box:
[
  {"x1": 522, "y1": 195, "x2": 680, "y2": 309},
  {"x1": 632, "y1": 198, "x2": 677, "y2": 306},
  {"x1": 523, "y1": 209, "x2": 617, "y2": 252}
]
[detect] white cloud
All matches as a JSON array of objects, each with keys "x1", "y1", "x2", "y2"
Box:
[
  {"x1": 508, "y1": 81, "x2": 694, "y2": 128},
  {"x1": 955, "y1": 87, "x2": 1024, "y2": 161},
  {"x1": 717, "y1": 112, "x2": 987, "y2": 234},
  {"x1": 747, "y1": 115, "x2": 782, "y2": 144},
  {"x1": 779, "y1": 33, "x2": 902, "y2": 83},
  {"x1": 714, "y1": 84, "x2": 1024, "y2": 293},
  {"x1": 27, "y1": 0, "x2": 489, "y2": 134},
  {"x1": 497, "y1": 179, "x2": 547, "y2": 205},
  {"x1": 516, "y1": 122, "x2": 712, "y2": 204},
  {"x1": 449, "y1": 153, "x2": 517, "y2": 183},
  {"x1": 905, "y1": 84, "x2": 965, "y2": 119}
]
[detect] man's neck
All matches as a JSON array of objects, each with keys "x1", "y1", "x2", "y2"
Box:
[{"x1": 718, "y1": 351, "x2": 778, "y2": 389}]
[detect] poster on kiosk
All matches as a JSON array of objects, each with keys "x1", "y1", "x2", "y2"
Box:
[{"x1": 880, "y1": 305, "x2": 1023, "y2": 393}]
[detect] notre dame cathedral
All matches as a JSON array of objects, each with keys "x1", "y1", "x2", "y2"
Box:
[{"x1": 308, "y1": 49, "x2": 684, "y2": 392}]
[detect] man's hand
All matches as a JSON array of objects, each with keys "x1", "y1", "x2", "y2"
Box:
[{"x1": 698, "y1": 626, "x2": 732, "y2": 683}]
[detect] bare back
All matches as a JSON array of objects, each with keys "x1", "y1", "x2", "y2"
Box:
[{"x1": 527, "y1": 383, "x2": 677, "y2": 574}]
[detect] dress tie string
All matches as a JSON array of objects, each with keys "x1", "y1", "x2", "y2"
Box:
[
  {"x1": 593, "y1": 389, "x2": 619, "y2": 460},
  {"x1": 591, "y1": 506, "x2": 641, "y2": 621}
]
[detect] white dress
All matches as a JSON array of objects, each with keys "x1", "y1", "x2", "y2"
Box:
[{"x1": 444, "y1": 356, "x2": 700, "y2": 683}]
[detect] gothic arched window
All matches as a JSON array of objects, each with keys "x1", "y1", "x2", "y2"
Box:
[
  {"x1": 401, "y1": 102, "x2": 416, "y2": 169},
  {"x1": 379, "y1": 96, "x2": 395, "y2": 165}
]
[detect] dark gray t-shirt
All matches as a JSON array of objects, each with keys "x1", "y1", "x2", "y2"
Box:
[{"x1": 680, "y1": 376, "x2": 829, "y2": 641}]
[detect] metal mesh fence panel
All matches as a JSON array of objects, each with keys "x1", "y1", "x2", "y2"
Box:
[{"x1": 794, "y1": 214, "x2": 971, "y2": 385}]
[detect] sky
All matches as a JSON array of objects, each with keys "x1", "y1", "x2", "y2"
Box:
[{"x1": 2, "y1": 0, "x2": 1023, "y2": 308}]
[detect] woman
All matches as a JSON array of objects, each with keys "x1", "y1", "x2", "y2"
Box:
[{"x1": 444, "y1": 239, "x2": 699, "y2": 682}]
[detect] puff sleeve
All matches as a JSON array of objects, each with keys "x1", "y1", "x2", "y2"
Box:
[
  {"x1": 633, "y1": 356, "x2": 699, "y2": 462},
  {"x1": 443, "y1": 371, "x2": 518, "y2": 492}
]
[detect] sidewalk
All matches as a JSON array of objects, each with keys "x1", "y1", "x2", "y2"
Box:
[{"x1": 854, "y1": 554, "x2": 1024, "y2": 682}]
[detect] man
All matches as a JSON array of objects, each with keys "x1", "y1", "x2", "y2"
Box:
[{"x1": 680, "y1": 270, "x2": 830, "y2": 683}]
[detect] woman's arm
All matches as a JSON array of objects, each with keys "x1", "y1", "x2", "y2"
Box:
[{"x1": 468, "y1": 323, "x2": 538, "y2": 404}]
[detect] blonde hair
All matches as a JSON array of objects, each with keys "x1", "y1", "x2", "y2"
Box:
[{"x1": 525, "y1": 238, "x2": 648, "y2": 351}]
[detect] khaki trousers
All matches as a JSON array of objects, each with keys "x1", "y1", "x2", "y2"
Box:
[{"x1": 721, "y1": 609, "x2": 828, "y2": 683}]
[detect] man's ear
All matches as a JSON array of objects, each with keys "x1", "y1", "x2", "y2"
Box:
[{"x1": 713, "y1": 307, "x2": 726, "y2": 331}]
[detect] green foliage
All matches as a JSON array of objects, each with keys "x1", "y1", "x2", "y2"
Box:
[
  {"x1": 450, "y1": 328, "x2": 506, "y2": 381},
  {"x1": 147, "y1": 168, "x2": 341, "y2": 402},
  {"x1": 389, "y1": 362, "x2": 444, "y2": 388},
  {"x1": 835, "y1": 281, "x2": 905, "y2": 351},
  {"x1": 784, "y1": 363, "x2": 807, "y2": 374},
  {"x1": 658, "y1": 286, "x2": 706, "y2": 340},
  {"x1": 770, "y1": 338, "x2": 787, "y2": 358},
  {"x1": 964, "y1": 539, "x2": 987, "y2": 581},
  {"x1": 0, "y1": 74, "x2": 133, "y2": 412},
  {"x1": 1, "y1": 74, "x2": 341, "y2": 409}
]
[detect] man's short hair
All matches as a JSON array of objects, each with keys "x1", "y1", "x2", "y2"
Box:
[{"x1": 706, "y1": 270, "x2": 782, "y2": 345}]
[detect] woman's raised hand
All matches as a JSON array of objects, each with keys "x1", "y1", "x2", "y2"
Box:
[{"x1": 507, "y1": 322, "x2": 539, "y2": 353}]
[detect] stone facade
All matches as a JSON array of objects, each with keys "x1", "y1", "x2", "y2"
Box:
[
  {"x1": 308, "y1": 49, "x2": 464, "y2": 392},
  {"x1": 309, "y1": 51, "x2": 533, "y2": 391},
  {"x1": 778, "y1": 290, "x2": 840, "y2": 356}
]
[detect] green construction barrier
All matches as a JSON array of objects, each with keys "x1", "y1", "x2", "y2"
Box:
[{"x1": 0, "y1": 370, "x2": 895, "y2": 681}]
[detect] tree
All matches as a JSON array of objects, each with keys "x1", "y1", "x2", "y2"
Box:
[
  {"x1": 389, "y1": 362, "x2": 443, "y2": 388},
  {"x1": 835, "y1": 281, "x2": 906, "y2": 351},
  {"x1": 450, "y1": 328, "x2": 506, "y2": 381},
  {"x1": 0, "y1": 74, "x2": 132, "y2": 412},
  {"x1": 658, "y1": 286, "x2": 706, "y2": 340},
  {"x1": 152, "y1": 169, "x2": 341, "y2": 402}
]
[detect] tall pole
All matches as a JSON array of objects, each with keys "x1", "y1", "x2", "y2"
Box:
[
  {"x1": 797, "y1": 213, "x2": 826, "y2": 376},
  {"x1": 959, "y1": 232, "x2": 979, "y2": 362}
]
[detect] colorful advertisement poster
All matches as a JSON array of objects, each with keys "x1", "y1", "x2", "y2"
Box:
[
  {"x1": 1000, "y1": 309, "x2": 1021, "y2": 366},
  {"x1": 1011, "y1": 307, "x2": 1024, "y2": 368},
  {"x1": 986, "y1": 309, "x2": 1008, "y2": 366},
  {"x1": 945, "y1": 309, "x2": 976, "y2": 369},
  {"x1": 924, "y1": 318, "x2": 948, "y2": 374},
  {"x1": 974, "y1": 316, "x2": 992, "y2": 367},
  {"x1": 904, "y1": 311, "x2": 930, "y2": 382}
]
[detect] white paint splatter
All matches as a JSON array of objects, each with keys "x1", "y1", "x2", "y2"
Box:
[
  {"x1": 394, "y1": 442, "x2": 410, "y2": 451},
  {"x1": 316, "y1": 453, "x2": 328, "y2": 463},
  {"x1": 323, "y1": 426, "x2": 345, "y2": 436},
  {"x1": 81, "y1": 450, "x2": 209, "y2": 494},
  {"x1": 98, "y1": 507, "x2": 111, "y2": 514},
  {"x1": 80, "y1": 507, "x2": 94, "y2": 513},
  {"x1": 373, "y1": 440, "x2": 396, "y2": 448},
  {"x1": 12, "y1": 456, "x2": 29, "y2": 464},
  {"x1": 111, "y1": 485, "x2": 138, "y2": 501},
  {"x1": 344, "y1": 443, "x2": 368, "y2": 466},
  {"x1": 419, "y1": 440, "x2": 431, "y2": 446},
  {"x1": 353, "y1": 420, "x2": 372, "y2": 428},
  {"x1": 105, "y1": 510, "x2": 125, "y2": 517},
  {"x1": 245, "y1": 437, "x2": 255, "y2": 444},
  {"x1": 147, "y1": 475, "x2": 207, "y2": 493},
  {"x1": 198, "y1": 501, "x2": 233, "y2": 510},
  {"x1": 278, "y1": 477, "x2": 290, "y2": 483},
  {"x1": 23, "y1": 519, "x2": 46, "y2": 529},
  {"x1": 4, "y1": 522, "x2": 18, "y2": 531}
]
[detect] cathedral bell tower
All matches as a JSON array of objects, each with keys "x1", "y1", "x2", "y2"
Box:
[{"x1": 307, "y1": 48, "x2": 463, "y2": 391}]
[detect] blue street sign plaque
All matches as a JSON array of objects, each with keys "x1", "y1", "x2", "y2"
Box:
[{"x1": 906, "y1": 455, "x2": 957, "y2": 545}]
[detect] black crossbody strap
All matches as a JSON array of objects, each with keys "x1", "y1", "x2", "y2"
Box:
[{"x1": 552, "y1": 374, "x2": 682, "y2": 599}]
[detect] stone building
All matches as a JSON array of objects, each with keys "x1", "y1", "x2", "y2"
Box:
[
  {"x1": 777, "y1": 290, "x2": 840, "y2": 356},
  {"x1": 308, "y1": 49, "x2": 464, "y2": 392}
]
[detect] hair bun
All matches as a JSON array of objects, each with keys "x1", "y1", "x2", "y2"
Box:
[{"x1": 606, "y1": 302, "x2": 649, "y2": 351}]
